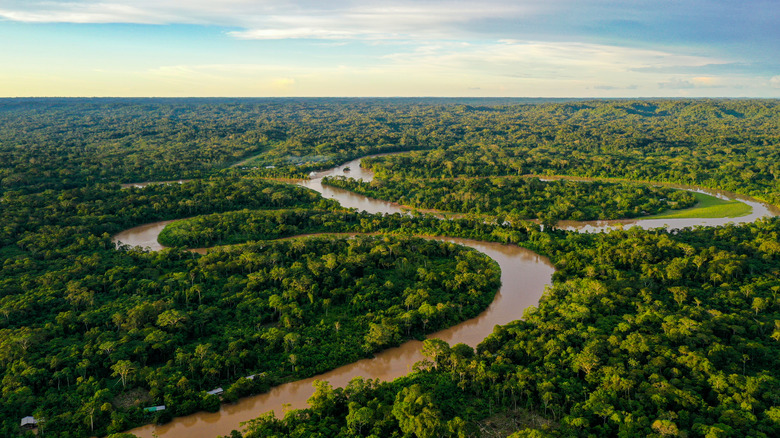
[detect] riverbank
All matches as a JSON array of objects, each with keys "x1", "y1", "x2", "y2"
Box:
[{"x1": 647, "y1": 191, "x2": 752, "y2": 219}]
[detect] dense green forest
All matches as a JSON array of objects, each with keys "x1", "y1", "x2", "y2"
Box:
[
  {"x1": 355, "y1": 100, "x2": 780, "y2": 204},
  {"x1": 1, "y1": 177, "x2": 332, "y2": 250},
  {"x1": 157, "y1": 209, "x2": 367, "y2": 247},
  {"x1": 322, "y1": 175, "x2": 696, "y2": 222},
  {"x1": 236, "y1": 218, "x2": 780, "y2": 437},
  {"x1": 157, "y1": 208, "x2": 538, "y2": 248},
  {"x1": 0, "y1": 98, "x2": 778, "y2": 437},
  {"x1": 0, "y1": 183, "x2": 502, "y2": 436},
  {"x1": 3, "y1": 98, "x2": 780, "y2": 203},
  {"x1": 0, "y1": 98, "x2": 444, "y2": 194}
]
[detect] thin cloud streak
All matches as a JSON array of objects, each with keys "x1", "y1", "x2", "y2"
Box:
[
  {"x1": 382, "y1": 40, "x2": 729, "y2": 79},
  {"x1": 0, "y1": 1, "x2": 534, "y2": 30},
  {"x1": 0, "y1": 4, "x2": 165, "y2": 24}
]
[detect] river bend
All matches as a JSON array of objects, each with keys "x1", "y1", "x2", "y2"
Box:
[{"x1": 114, "y1": 154, "x2": 778, "y2": 438}]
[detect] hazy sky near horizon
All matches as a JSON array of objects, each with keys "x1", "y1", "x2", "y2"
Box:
[{"x1": 1, "y1": 0, "x2": 778, "y2": 97}]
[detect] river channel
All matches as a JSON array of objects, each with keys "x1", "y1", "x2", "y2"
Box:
[
  {"x1": 297, "y1": 155, "x2": 780, "y2": 231},
  {"x1": 115, "y1": 155, "x2": 778, "y2": 438}
]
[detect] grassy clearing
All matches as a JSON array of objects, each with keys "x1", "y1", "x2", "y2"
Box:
[
  {"x1": 476, "y1": 408, "x2": 556, "y2": 438},
  {"x1": 647, "y1": 192, "x2": 752, "y2": 219},
  {"x1": 112, "y1": 388, "x2": 152, "y2": 410}
]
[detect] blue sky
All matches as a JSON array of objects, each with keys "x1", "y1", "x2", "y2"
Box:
[{"x1": 1, "y1": 0, "x2": 778, "y2": 97}]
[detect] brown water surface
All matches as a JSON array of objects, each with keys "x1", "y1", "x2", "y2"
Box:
[
  {"x1": 113, "y1": 220, "x2": 176, "y2": 251},
  {"x1": 297, "y1": 155, "x2": 407, "y2": 215}
]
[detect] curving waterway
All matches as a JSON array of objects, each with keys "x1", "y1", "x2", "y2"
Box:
[
  {"x1": 114, "y1": 154, "x2": 779, "y2": 438},
  {"x1": 295, "y1": 155, "x2": 779, "y2": 231},
  {"x1": 122, "y1": 238, "x2": 552, "y2": 438}
]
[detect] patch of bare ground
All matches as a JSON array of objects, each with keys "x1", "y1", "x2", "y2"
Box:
[
  {"x1": 476, "y1": 408, "x2": 556, "y2": 437},
  {"x1": 112, "y1": 388, "x2": 152, "y2": 410}
]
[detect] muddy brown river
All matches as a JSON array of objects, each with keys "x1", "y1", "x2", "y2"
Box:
[{"x1": 112, "y1": 155, "x2": 778, "y2": 438}]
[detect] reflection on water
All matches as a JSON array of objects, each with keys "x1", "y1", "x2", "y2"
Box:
[
  {"x1": 113, "y1": 220, "x2": 175, "y2": 252},
  {"x1": 534, "y1": 175, "x2": 779, "y2": 231},
  {"x1": 301, "y1": 156, "x2": 779, "y2": 230},
  {"x1": 298, "y1": 155, "x2": 410, "y2": 215},
  {"x1": 559, "y1": 187, "x2": 778, "y2": 233}
]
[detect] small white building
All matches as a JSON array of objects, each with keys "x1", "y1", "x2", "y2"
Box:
[
  {"x1": 20, "y1": 416, "x2": 38, "y2": 429},
  {"x1": 207, "y1": 387, "x2": 224, "y2": 396},
  {"x1": 143, "y1": 405, "x2": 166, "y2": 413}
]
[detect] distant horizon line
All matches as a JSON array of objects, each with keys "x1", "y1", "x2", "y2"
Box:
[{"x1": 1, "y1": 96, "x2": 777, "y2": 100}]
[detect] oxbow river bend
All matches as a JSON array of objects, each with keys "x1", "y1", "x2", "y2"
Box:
[{"x1": 113, "y1": 155, "x2": 779, "y2": 438}]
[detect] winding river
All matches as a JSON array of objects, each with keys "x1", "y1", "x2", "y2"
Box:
[
  {"x1": 114, "y1": 155, "x2": 778, "y2": 438},
  {"x1": 297, "y1": 156, "x2": 780, "y2": 231}
]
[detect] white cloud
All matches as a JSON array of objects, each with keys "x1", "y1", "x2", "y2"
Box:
[
  {"x1": 229, "y1": 28, "x2": 358, "y2": 40},
  {"x1": 770, "y1": 76, "x2": 780, "y2": 88},
  {"x1": 382, "y1": 40, "x2": 727, "y2": 81},
  {"x1": 222, "y1": 3, "x2": 539, "y2": 40},
  {"x1": 658, "y1": 79, "x2": 696, "y2": 89},
  {"x1": 0, "y1": 1, "x2": 537, "y2": 39},
  {"x1": 659, "y1": 76, "x2": 725, "y2": 89},
  {"x1": 271, "y1": 77, "x2": 296, "y2": 90},
  {"x1": 0, "y1": 3, "x2": 164, "y2": 24}
]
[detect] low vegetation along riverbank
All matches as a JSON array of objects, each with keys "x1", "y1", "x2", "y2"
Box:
[
  {"x1": 322, "y1": 175, "x2": 697, "y2": 223},
  {"x1": 647, "y1": 192, "x2": 753, "y2": 219}
]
